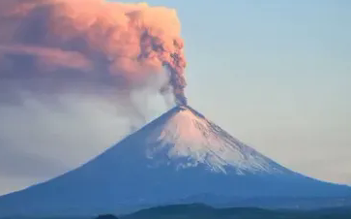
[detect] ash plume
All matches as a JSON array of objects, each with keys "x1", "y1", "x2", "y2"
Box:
[{"x1": 0, "y1": 0, "x2": 187, "y2": 105}]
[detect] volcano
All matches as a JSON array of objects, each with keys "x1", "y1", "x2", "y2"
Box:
[{"x1": 0, "y1": 105, "x2": 350, "y2": 216}]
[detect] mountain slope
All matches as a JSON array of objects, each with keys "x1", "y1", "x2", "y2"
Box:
[{"x1": 0, "y1": 105, "x2": 350, "y2": 217}]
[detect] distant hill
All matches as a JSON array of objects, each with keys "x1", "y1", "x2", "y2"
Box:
[
  {"x1": 123, "y1": 204, "x2": 351, "y2": 219},
  {"x1": 175, "y1": 194, "x2": 351, "y2": 209},
  {"x1": 95, "y1": 215, "x2": 119, "y2": 219},
  {"x1": 123, "y1": 204, "x2": 277, "y2": 219}
]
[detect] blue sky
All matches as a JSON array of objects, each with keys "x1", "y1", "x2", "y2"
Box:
[
  {"x1": 0, "y1": 1, "x2": 350, "y2": 195},
  {"x1": 120, "y1": 0, "x2": 351, "y2": 183}
]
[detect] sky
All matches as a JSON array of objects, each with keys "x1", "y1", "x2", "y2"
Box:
[{"x1": 0, "y1": 0, "x2": 350, "y2": 195}]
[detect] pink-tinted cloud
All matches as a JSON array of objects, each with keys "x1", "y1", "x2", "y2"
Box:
[{"x1": 0, "y1": 0, "x2": 186, "y2": 104}]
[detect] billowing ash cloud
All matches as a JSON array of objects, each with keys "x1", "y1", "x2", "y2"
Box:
[{"x1": 0, "y1": 0, "x2": 187, "y2": 105}]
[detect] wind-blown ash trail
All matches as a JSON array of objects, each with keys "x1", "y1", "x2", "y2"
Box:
[{"x1": 0, "y1": 0, "x2": 187, "y2": 105}]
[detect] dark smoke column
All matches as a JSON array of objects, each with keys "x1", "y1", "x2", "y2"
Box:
[
  {"x1": 168, "y1": 51, "x2": 187, "y2": 106},
  {"x1": 141, "y1": 32, "x2": 187, "y2": 106}
]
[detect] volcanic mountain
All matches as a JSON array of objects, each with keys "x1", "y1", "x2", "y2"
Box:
[{"x1": 0, "y1": 105, "x2": 350, "y2": 216}]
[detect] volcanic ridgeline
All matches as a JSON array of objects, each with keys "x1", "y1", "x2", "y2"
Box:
[{"x1": 0, "y1": 105, "x2": 350, "y2": 217}]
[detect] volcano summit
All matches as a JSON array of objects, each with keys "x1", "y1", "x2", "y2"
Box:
[{"x1": 0, "y1": 105, "x2": 350, "y2": 216}]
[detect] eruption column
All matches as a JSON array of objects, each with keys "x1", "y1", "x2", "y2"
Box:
[{"x1": 0, "y1": 0, "x2": 187, "y2": 105}]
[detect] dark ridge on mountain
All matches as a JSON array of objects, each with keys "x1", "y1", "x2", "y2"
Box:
[{"x1": 0, "y1": 105, "x2": 350, "y2": 217}]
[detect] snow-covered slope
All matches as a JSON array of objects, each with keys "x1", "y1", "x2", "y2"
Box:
[
  {"x1": 0, "y1": 105, "x2": 350, "y2": 216},
  {"x1": 142, "y1": 106, "x2": 283, "y2": 174}
]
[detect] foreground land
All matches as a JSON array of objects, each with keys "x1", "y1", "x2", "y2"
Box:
[
  {"x1": 2, "y1": 204, "x2": 351, "y2": 219},
  {"x1": 122, "y1": 204, "x2": 351, "y2": 219}
]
